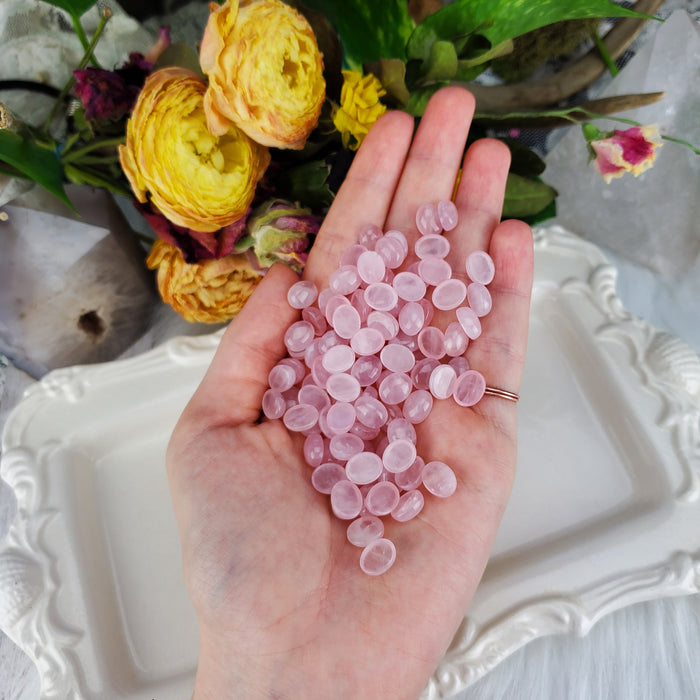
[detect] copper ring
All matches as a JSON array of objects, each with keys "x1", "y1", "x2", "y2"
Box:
[{"x1": 483, "y1": 386, "x2": 520, "y2": 403}]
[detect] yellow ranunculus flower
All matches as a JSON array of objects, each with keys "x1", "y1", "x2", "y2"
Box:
[
  {"x1": 331, "y1": 70, "x2": 387, "y2": 151},
  {"x1": 147, "y1": 238, "x2": 262, "y2": 323},
  {"x1": 119, "y1": 66, "x2": 269, "y2": 233},
  {"x1": 200, "y1": 0, "x2": 325, "y2": 150}
]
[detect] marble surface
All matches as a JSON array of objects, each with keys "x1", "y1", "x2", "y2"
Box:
[{"x1": 1, "y1": 1, "x2": 700, "y2": 699}]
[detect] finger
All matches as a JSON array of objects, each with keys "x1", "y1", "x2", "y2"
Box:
[
  {"x1": 385, "y1": 87, "x2": 475, "y2": 244},
  {"x1": 303, "y1": 108, "x2": 415, "y2": 289},
  {"x1": 450, "y1": 138, "x2": 512, "y2": 262},
  {"x1": 467, "y1": 218, "x2": 533, "y2": 413},
  {"x1": 185, "y1": 262, "x2": 300, "y2": 426}
]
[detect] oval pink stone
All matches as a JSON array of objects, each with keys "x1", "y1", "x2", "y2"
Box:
[
  {"x1": 449, "y1": 356, "x2": 470, "y2": 376},
  {"x1": 394, "y1": 456, "x2": 425, "y2": 491},
  {"x1": 466, "y1": 250, "x2": 495, "y2": 285},
  {"x1": 347, "y1": 515, "x2": 384, "y2": 547},
  {"x1": 418, "y1": 257, "x2": 452, "y2": 286},
  {"x1": 330, "y1": 479, "x2": 364, "y2": 519},
  {"x1": 415, "y1": 202, "x2": 442, "y2": 236},
  {"x1": 378, "y1": 372, "x2": 413, "y2": 405},
  {"x1": 303, "y1": 432, "x2": 325, "y2": 467},
  {"x1": 429, "y1": 364, "x2": 457, "y2": 400},
  {"x1": 311, "y1": 462, "x2": 346, "y2": 494},
  {"x1": 417, "y1": 326, "x2": 446, "y2": 360},
  {"x1": 367, "y1": 310, "x2": 399, "y2": 341},
  {"x1": 391, "y1": 489, "x2": 425, "y2": 522},
  {"x1": 301, "y1": 306, "x2": 327, "y2": 336},
  {"x1": 365, "y1": 481, "x2": 400, "y2": 516},
  {"x1": 384, "y1": 229, "x2": 409, "y2": 256},
  {"x1": 398, "y1": 301, "x2": 425, "y2": 336},
  {"x1": 386, "y1": 417, "x2": 417, "y2": 443},
  {"x1": 432, "y1": 278, "x2": 467, "y2": 310},
  {"x1": 287, "y1": 280, "x2": 318, "y2": 309},
  {"x1": 284, "y1": 321, "x2": 315, "y2": 354},
  {"x1": 332, "y1": 304, "x2": 361, "y2": 339},
  {"x1": 414, "y1": 234, "x2": 450, "y2": 259},
  {"x1": 422, "y1": 460, "x2": 458, "y2": 497},
  {"x1": 356, "y1": 250, "x2": 386, "y2": 284},
  {"x1": 467, "y1": 282, "x2": 492, "y2": 317},
  {"x1": 375, "y1": 236, "x2": 406, "y2": 269},
  {"x1": 326, "y1": 373, "x2": 361, "y2": 402},
  {"x1": 350, "y1": 327, "x2": 385, "y2": 356},
  {"x1": 358, "y1": 223, "x2": 382, "y2": 249},
  {"x1": 410, "y1": 357, "x2": 440, "y2": 390},
  {"x1": 283, "y1": 403, "x2": 319, "y2": 432},
  {"x1": 329, "y1": 264, "x2": 361, "y2": 295},
  {"x1": 354, "y1": 394, "x2": 389, "y2": 429},
  {"x1": 359, "y1": 537, "x2": 396, "y2": 576},
  {"x1": 350, "y1": 354, "x2": 383, "y2": 386},
  {"x1": 345, "y1": 452, "x2": 384, "y2": 485},
  {"x1": 437, "y1": 199, "x2": 458, "y2": 231},
  {"x1": 340, "y1": 244, "x2": 367, "y2": 267},
  {"x1": 452, "y1": 369, "x2": 486, "y2": 407},
  {"x1": 402, "y1": 389, "x2": 433, "y2": 424},
  {"x1": 322, "y1": 344, "x2": 355, "y2": 373},
  {"x1": 268, "y1": 363, "x2": 297, "y2": 392},
  {"x1": 380, "y1": 343, "x2": 415, "y2": 373},
  {"x1": 393, "y1": 271, "x2": 427, "y2": 302},
  {"x1": 262, "y1": 389, "x2": 286, "y2": 419},
  {"x1": 326, "y1": 401, "x2": 356, "y2": 434},
  {"x1": 364, "y1": 282, "x2": 399, "y2": 312},
  {"x1": 444, "y1": 322, "x2": 468, "y2": 357},
  {"x1": 382, "y1": 438, "x2": 417, "y2": 473},
  {"x1": 455, "y1": 306, "x2": 482, "y2": 339},
  {"x1": 329, "y1": 433, "x2": 365, "y2": 461}
]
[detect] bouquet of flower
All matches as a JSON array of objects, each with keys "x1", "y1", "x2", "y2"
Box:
[{"x1": 1, "y1": 0, "x2": 694, "y2": 323}]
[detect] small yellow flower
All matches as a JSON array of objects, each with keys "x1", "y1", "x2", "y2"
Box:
[
  {"x1": 332, "y1": 70, "x2": 387, "y2": 150},
  {"x1": 200, "y1": 0, "x2": 325, "y2": 150},
  {"x1": 119, "y1": 66, "x2": 269, "y2": 232},
  {"x1": 147, "y1": 238, "x2": 262, "y2": 323}
]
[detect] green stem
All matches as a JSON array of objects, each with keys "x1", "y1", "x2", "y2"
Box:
[
  {"x1": 64, "y1": 163, "x2": 131, "y2": 197},
  {"x1": 593, "y1": 30, "x2": 619, "y2": 77},
  {"x1": 61, "y1": 136, "x2": 125, "y2": 163},
  {"x1": 71, "y1": 13, "x2": 99, "y2": 68},
  {"x1": 59, "y1": 131, "x2": 83, "y2": 157},
  {"x1": 42, "y1": 8, "x2": 112, "y2": 134},
  {"x1": 661, "y1": 135, "x2": 700, "y2": 155}
]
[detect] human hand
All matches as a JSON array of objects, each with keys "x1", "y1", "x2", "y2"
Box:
[{"x1": 167, "y1": 87, "x2": 533, "y2": 699}]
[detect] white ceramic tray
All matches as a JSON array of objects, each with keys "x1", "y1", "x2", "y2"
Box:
[{"x1": 1, "y1": 226, "x2": 699, "y2": 699}]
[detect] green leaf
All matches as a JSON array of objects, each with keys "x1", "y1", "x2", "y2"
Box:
[
  {"x1": 500, "y1": 137, "x2": 547, "y2": 177},
  {"x1": 0, "y1": 131, "x2": 75, "y2": 211},
  {"x1": 299, "y1": 0, "x2": 415, "y2": 70},
  {"x1": 418, "y1": 40, "x2": 458, "y2": 83},
  {"x1": 405, "y1": 83, "x2": 447, "y2": 117},
  {"x1": 502, "y1": 173, "x2": 557, "y2": 218},
  {"x1": 364, "y1": 58, "x2": 411, "y2": 107},
  {"x1": 40, "y1": 0, "x2": 98, "y2": 16},
  {"x1": 274, "y1": 159, "x2": 335, "y2": 209},
  {"x1": 406, "y1": 0, "x2": 650, "y2": 62}
]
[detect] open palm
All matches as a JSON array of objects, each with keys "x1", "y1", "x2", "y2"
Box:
[{"x1": 167, "y1": 87, "x2": 533, "y2": 699}]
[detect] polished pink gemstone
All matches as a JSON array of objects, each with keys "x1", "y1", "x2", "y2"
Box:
[
  {"x1": 358, "y1": 223, "x2": 383, "y2": 249},
  {"x1": 364, "y1": 282, "x2": 399, "y2": 311},
  {"x1": 418, "y1": 298, "x2": 434, "y2": 326},
  {"x1": 304, "y1": 341, "x2": 321, "y2": 370},
  {"x1": 380, "y1": 343, "x2": 415, "y2": 373},
  {"x1": 345, "y1": 451, "x2": 384, "y2": 485},
  {"x1": 393, "y1": 271, "x2": 427, "y2": 302},
  {"x1": 359, "y1": 537, "x2": 396, "y2": 576},
  {"x1": 324, "y1": 294, "x2": 351, "y2": 325},
  {"x1": 417, "y1": 326, "x2": 446, "y2": 360},
  {"x1": 268, "y1": 363, "x2": 297, "y2": 392},
  {"x1": 466, "y1": 250, "x2": 495, "y2": 285},
  {"x1": 432, "y1": 278, "x2": 467, "y2": 310},
  {"x1": 322, "y1": 344, "x2": 355, "y2": 373},
  {"x1": 330, "y1": 479, "x2": 364, "y2": 518},
  {"x1": 393, "y1": 331, "x2": 419, "y2": 353},
  {"x1": 437, "y1": 199, "x2": 458, "y2": 231},
  {"x1": 350, "y1": 354, "x2": 383, "y2": 386},
  {"x1": 422, "y1": 460, "x2": 457, "y2": 497},
  {"x1": 311, "y1": 355, "x2": 332, "y2": 387},
  {"x1": 326, "y1": 373, "x2": 361, "y2": 402},
  {"x1": 386, "y1": 417, "x2": 417, "y2": 443},
  {"x1": 415, "y1": 202, "x2": 442, "y2": 236},
  {"x1": 467, "y1": 282, "x2": 492, "y2": 317},
  {"x1": 329, "y1": 264, "x2": 361, "y2": 295},
  {"x1": 444, "y1": 322, "x2": 468, "y2": 357},
  {"x1": 316, "y1": 287, "x2": 333, "y2": 313},
  {"x1": 311, "y1": 462, "x2": 346, "y2": 494},
  {"x1": 391, "y1": 489, "x2": 424, "y2": 522},
  {"x1": 378, "y1": 372, "x2": 413, "y2": 405},
  {"x1": 340, "y1": 244, "x2": 368, "y2": 267},
  {"x1": 303, "y1": 432, "x2": 325, "y2": 467},
  {"x1": 317, "y1": 330, "x2": 344, "y2": 353},
  {"x1": 350, "y1": 289, "x2": 371, "y2": 323},
  {"x1": 284, "y1": 321, "x2": 315, "y2": 354},
  {"x1": 301, "y1": 306, "x2": 327, "y2": 336},
  {"x1": 414, "y1": 234, "x2": 450, "y2": 259},
  {"x1": 452, "y1": 369, "x2": 486, "y2": 406},
  {"x1": 287, "y1": 280, "x2": 318, "y2": 309},
  {"x1": 429, "y1": 364, "x2": 457, "y2": 399},
  {"x1": 317, "y1": 404, "x2": 332, "y2": 438},
  {"x1": 455, "y1": 306, "x2": 482, "y2": 339},
  {"x1": 375, "y1": 236, "x2": 406, "y2": 269},
  {"x1": 283, "y1": 403, "x2": 319, "y2": 432},
  {"x1": 365, "y1": 481, "x2": 400, "y2": 516},
  {"x1": 410, "y1": 357, "x2": 439, "y2": 390},
  {"x1": 449, "y1": 356, "x2": 470, "y2": 375},
  {"x1": 278, "y1": 357, "x2": 306, "y2": 384},
  {"x1": 354, "y1": 394, "x2": 389, "y2": 429},
  {"x1": 350, "y1": 420, "x2": 381, "y2": 441},
  {"x1": 356, "y1": 250, "x2": 386, "y2": 284},
  {"x1": 394, "y1": 456, "x2": 425, "y2": 491},
  {"x1": 262, "y1": 389, "x2": 286, "y2": 419},
  {"x1": 367, "y1": 310, "x2": 399, "y2": 341},
  {"x1": 350, "y1": 327, "x2": 385, "y2": 355},
  {"x1": 402, "y1": 389, "x2": 433, "y2": 424},
  {"x1": 329, "y1": 433, "x2": 365, "y2": 461},
  {"x1": 384, "y1": 229, "x2": 409, "y2": 256},
  {"x1": 347, "y1": 515, "x2": 384, "y2": 547},
  {"x1": 332, "y1": 303, "x2": 362, "y2": 339},
  {"x1": 398, "y1": 301, "x2": 425, "y2": 336},
  {"x1": 418, "y1": 257, "x2": 452, "y2": 286},
  {"x1": 382, "y1": 438, "x2": 417, "y2": 473},
  {"x1": 326, "y1": 401, "x2": 356, "y2": 434}
]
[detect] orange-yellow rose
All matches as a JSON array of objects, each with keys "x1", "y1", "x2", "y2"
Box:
[
  {"x1": 200, "y1": 0, "x2": 325, "y2": 149},
  {"x1": 331, "y1": 70, "x2": 387, "y2": 150},
  {"x1": 147, "y1": 238, "x2": 262, "y2": 322},
  {"x1": 119, "y1": 66, "x2": 269, "y2": 232}
]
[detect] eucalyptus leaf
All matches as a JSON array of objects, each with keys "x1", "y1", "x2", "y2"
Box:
[
  {"x1": 502, "y1": 173, "x2": 557, "y2": 218},
  {"x1": 406, "y1": 0, "x2": 649, "y2": 62},
  {"x1": 300, "y1": 0, "x2": 414, "y2": 70},
  {"x1": 41, "y1": 0, "x2": 98, "y2": 17},
  {"x1": 0, "y1": 131, "x2": 74, "y2": 210}
]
